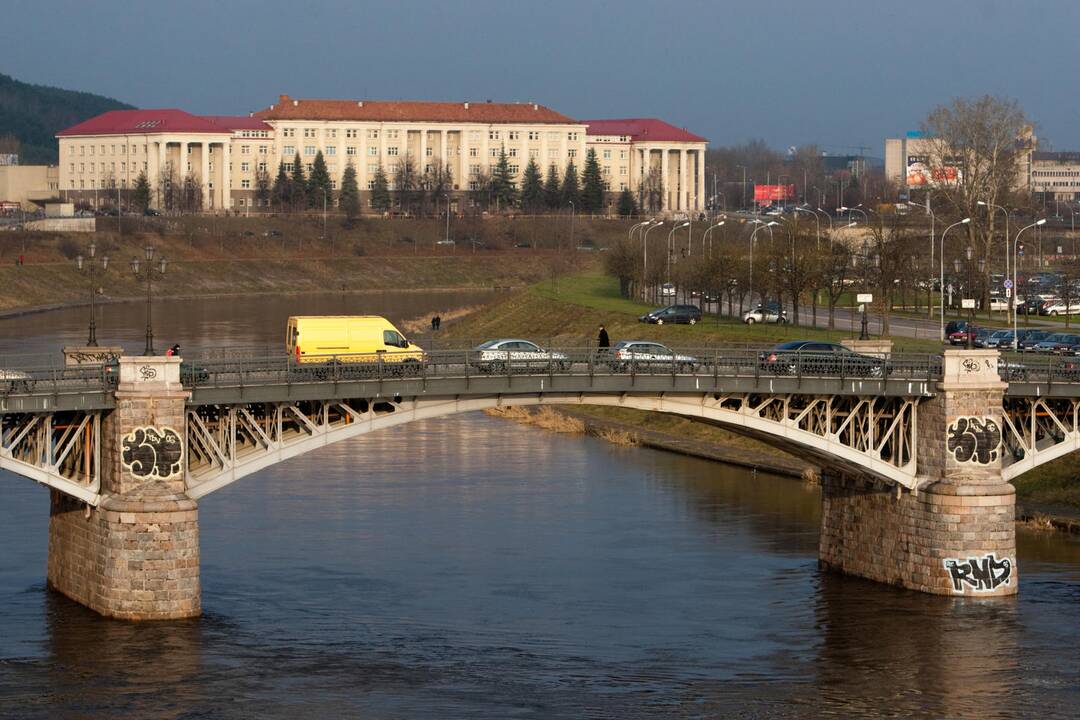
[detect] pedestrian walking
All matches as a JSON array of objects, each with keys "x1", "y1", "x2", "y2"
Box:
[
  {"x1": 597, "y1": 325, "x2": 610, "y2": 349},
  {"x1": 431, "y1": 316, "x2": 438, "y2": 331},
  {"x1": 435, "y1": 315, "x2": 442, "y2": 330},
  {"x1": 166, "y1": 343, "x2": 180, "y2": 357}
]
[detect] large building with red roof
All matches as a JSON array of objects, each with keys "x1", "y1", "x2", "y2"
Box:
[{"x1": 56, "y1": 95, "x2": 706, "y2": 214}]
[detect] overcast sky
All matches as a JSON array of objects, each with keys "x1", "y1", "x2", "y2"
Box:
[{"x1": 7, "y1": 0, "x2": 1079, "y2": 154}]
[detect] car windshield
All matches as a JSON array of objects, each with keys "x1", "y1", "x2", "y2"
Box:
[
  {"x1": 475, "y1": 340, "x2": 502, "y2": 349},
  {"x1": 1044, "y1": 334, "x2": 1070, "y2": 343},
  {"x1": 774, "y1": 341, "x2": 810, "y2": 350}
]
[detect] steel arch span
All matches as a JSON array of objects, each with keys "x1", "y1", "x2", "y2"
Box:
[{"x1": 184, "y1": 391, "x2": 920, "y2": 499}]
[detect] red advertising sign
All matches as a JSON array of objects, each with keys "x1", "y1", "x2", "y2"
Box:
[{"x1": 754, "y1": 184, "x2": 796, "y2": 204}]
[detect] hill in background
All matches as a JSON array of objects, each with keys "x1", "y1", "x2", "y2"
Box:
[{"x1": 0, "y1": 73, "x2": 133, "y2": 164}]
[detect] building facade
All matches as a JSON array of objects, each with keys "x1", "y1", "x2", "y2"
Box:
[
  {"x1": 0, "y1": 164, "x2": 60, "y2": 211},
  {"x1": 1029, "y1": 151, "x2": 1080, "y2": 202},
  {"x1": 57, "y1": 95, "x2": 707, "y2": 215}
]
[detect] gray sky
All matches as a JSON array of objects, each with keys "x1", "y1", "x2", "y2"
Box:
[{"x1": 7, "y1": 0, "x2": 1079, "y2": 153}]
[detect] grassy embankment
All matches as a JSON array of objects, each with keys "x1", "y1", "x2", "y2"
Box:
[
  {"x1": 0, "y1": 214, "x2": 631, "y2": 313},
  {"x1": 443, "y1": 272, "x2": 1080, "y2": 509}
]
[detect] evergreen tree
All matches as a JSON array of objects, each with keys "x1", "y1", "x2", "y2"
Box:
[
  {"x1": 132, "y1": 170, "x2": 151, "y2": 211},
  {"x1": 339, "y1": 161, "x2": 360, "y2": 218},
  {"x1": 307, "y1": 150, "x2": 333, "y2": 208},
  {"x1": 581, "y1": 148, "x2": 606, "y2": 214},
  {"x1": 290, "y1": 153, "x2": 307, "y2": 210},
  {"x1": 543, "y1": 164, "x2": 561, "y2": 210},
  {"x1": 617, "y1": 188, "x2": 637, "y2": 218},
  {"x1": 370, "y1": 163, "x2": 391, "y2": 212},
  {"x1": 560, "y1": 160, "x2": 580, "y2": 210},
  {"x1": 272, "y1": 161, "x2": 291, "y2": 209},
  {"x1": 490, "y1": 147, "x2": 517, "y2": 209},
  {"x1": 520, "y1": 159, "x2": 543, "y2": 212}
]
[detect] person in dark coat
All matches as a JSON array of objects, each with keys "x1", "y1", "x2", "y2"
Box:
[{"x1": 597, "y1": 325, "x2": 610, "y2": 348}]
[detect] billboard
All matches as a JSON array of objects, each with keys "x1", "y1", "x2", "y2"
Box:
[
  {"x1": 754, "y1": 184, "x2": 796, "y2": 204},
  {"x1": 906, "y1": 154, "x2": 962, "y2": 187}
]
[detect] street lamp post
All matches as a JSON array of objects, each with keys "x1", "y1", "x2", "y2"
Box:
[
  {"x1": 667, "y1": 221, "x2": 690, "y2": 280},
  {"x1": 643, "y1": 221, "x2": 664, "y2": 301},
  {"x1": 736, "y1": 165, "x2": 747, "y2": 210},
  {"x1": 75, "y1": 241, "x2": 109, "y2": 347},
  {"x1": 130, "y1": 245, "x2": 168, "y2": 356},
  {"x1": 939, "y1": 218, "x2": 972, "y2": 342},
  {"x1": 444, "y1": 193, "x2": 452, "y2": 244},
  {"x1": 977, "y1": 200, "x2": 1009, "y2": 317},
  {"x1": 794, "y1": 206, "x2": 820, "y2": 247},
  {"x1": 1013, "y1": 219, "x2": 1046, "y2": 347},
  {"x1": 908, "y1": 201, "x2": 937, "y2": 319},
  {"x1": 816, "y1": 207, "x2": 834, "y2": 232},
  {"x1": 568, "y1": 200, "x2": 575, "y2": 249},
  {"x1": 702, "y1": 220, "x2": 725, "y2": 257},
  {"x1": 749, "y1": 220, "x2": 778, "y2": 308}
]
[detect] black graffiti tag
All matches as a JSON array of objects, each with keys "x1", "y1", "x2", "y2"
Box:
[
  {"x1": 947, "y1": 417, "x2": 1001, "y2": 464},
  {"x1": 944, "y1": 554, "x2": 1012, "y2": 593},
  {"x1": 121, "y1": 427, "x2": 183, "y2": 479}
]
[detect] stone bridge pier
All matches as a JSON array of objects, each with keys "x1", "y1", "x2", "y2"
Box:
[
  {"x1": 47, "y1": 357, "x2": 200, "y2": 620},
  {"x1": 819, "y1": 349, "x2": 1016, "y2": 596}
]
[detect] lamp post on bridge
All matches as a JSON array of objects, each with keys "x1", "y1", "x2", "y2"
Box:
[
  {"x1": 75, "y1": 241, "x2": 109, "y2": 347},
  {"x1": 131, "y1": 245, "x2": 168, "y2": 356},
  {"x1": 1013, "y1": 219, "x2": 1046, "y2": 348},
  {"x1": 642, "y1": 221, "x2": 664, "y2": 302}
]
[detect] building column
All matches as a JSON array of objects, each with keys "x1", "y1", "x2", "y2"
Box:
[
  {"x1": 661, "y1": 148, "x2": 670, "y2": 214},
  {"x1": 679, "y1": 149, "x2": 688, "y2": 212},
  {"x1": 457, "y1": 130, "x2": 467, "y2": 192},
  {"x1": 198, "y1": 142, "x2": 210, "y2": 210},
  {"x1": 819, "y1": 349, "x2": 1017, "y2": 596},
  {"x1": 697, "y1": 149, "x2": 706, "y2": 213},
  {"x1": 47, "y1": 356, "x2": 200, "y2": 620},
  {"x1": 154, "y1": 141, "x2": 166, "y2": 208},
  {"x1": 440, "y1": 129, "x2": 448, "y2": 171},
  {"x1": 221, "y1": 143, "x2": 231, "y2": 211},
  {"x1": 420, "y1": 129, "x2": 428, "y2": 174}
]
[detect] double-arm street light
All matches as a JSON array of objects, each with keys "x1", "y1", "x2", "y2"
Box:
[
  {"x1": 749, "y1": 220, "x2": 778, "y2": 307},
  {"x1": 794, "y1": 206, "x2": 820, "y2": 248},
  {"x1": 977, "y1": 200, "x2": 1009, "y2": 312},
  {"x1": 1013, "y1": 219, "x2": 1046, "y2": 346},
  {"x1": 907, "y1": 201, "x2": 937, "y2": 319},
  {"x1": 839, "y1": 205, "x2": 868, "y2": 224},
  {"x1": 667, "y1": 221, "x2": 690, "y2": 279},
  {"x1": 954, "y1": 246, "x2": 985, "y2": 349},
  {"x1": 642, "y1": 221, "x2": 664, "y2": 300},
  {"x1": 939, "y1": 218, "x2": 972, "y2": 341},
  {"x1": 131, "y1": 245, "x2": 168, "y2": 356},
  {"x1": 75, "y1": 241, "x2": 109, "y2": 347}
]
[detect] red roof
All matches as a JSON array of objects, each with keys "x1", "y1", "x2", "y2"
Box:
[
  {"x1": 57, "y1": 109, "x2": 233, "y2": 137},
  {"x1": 253, "y1": 94, "x2": 579, "y2": 125},
  {"x1": 203, "y1": 115, "x2": 273, "y2": 132},
  {"x1": 583, "y1": 118, "x2": 707, "y2": 144}
]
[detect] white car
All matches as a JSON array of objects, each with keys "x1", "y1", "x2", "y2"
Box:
[
  {"x1": 988, "y1": 296, "x2": 1020, "y2": 312},
  {"x1": 472, "y1": 339, "x2": 570, "y2": 372},
  {"x1": 0, "y1": 368, "x2": 34, "y2": 393},
  {"x1": 609, "y1": 341, "x2": 698, "y2": 372},
  {"x1": 660, "y1": 282, "x2": 676, "y2": 297}
]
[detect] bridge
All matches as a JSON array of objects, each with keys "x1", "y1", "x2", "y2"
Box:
[{"x1": 2, "y1": 344, "x2": 1073, "y2": 618}]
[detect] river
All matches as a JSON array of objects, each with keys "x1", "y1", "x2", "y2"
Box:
[{"x1": 1, "y1": 292, "x2": 1079, "y2": 719}]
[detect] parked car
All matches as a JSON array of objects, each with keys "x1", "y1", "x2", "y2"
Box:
[
  {"x1": 435, "y1": 239, "x2": 456, "y2": 246},
  {"x1": 660, "y1": 282, "x2": 676, "y2": 297},
  {"x1": 1033, "y1": 333, "x2": 1080, "y2": 353},
  {"x1": 948, "y1": 325, "x2": 978, "y2": 345},
  {"x1": 143, "y1": 208, "x2": 160, "y2": 217},
  {"x1": 286, "y1": 315, "x2": 424, "y2": 377},
  {"x1": 471, "y1": 339, "x2": 570, "y2": 372},
  {"x1": 742, "y1": 302, "x2": 787, "y2": 325},
  {"x1": 1020, "y1": 295, "x2": 1054, "y2": 315},
  {"x1": 758, "y1": 341, "x2": 885, "y2": 378},
  {"x1": 1041, "y1": 298, "x2": 1080, "y2": 316},
  {"x1": 1018, "y1": 330, "x2": 1053, "y2": 351},
  {"x1": 971, "y1": 327, "x2": 995, "y2": 348},
  {"x1": 639, "y1": 304, "x2": 702, "y2": 325},
  {"x1": 264, "y1": 229, "x2": 283, "y2": 237},
  {"x1": 988, "y1": 296, "x2": 1020, "y2": 312},
  {"x1": 608, "y1": 341, "x2": 698, "y2": 372},
  {"x1": 984, "y1": 329, "x2": 1018, "y2": 349},
  {"x1": 944, "y1": 320, "x2": 971, "y2": 337}
]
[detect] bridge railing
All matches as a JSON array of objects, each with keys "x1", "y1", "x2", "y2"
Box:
[
  {"x1": 178, "y1": 346, "x2": 944, "y2": 391},
  {"x1": 997, "y1": 353, "x2": 1080, "y2": 385},
  {"x1": 0, "y1": 359, "x2": 115, "y2": 398}
]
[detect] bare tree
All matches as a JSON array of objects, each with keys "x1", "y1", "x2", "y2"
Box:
[
  {"x1": 639, "y1": 166, "x2": 664, "y2": 213},
  {"x1": 392, "y1": 152, "x2": 419, "y2": 215}
]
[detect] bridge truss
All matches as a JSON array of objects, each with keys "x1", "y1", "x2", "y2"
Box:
[
  {"x1": 184, "y1": 390, "x2": 920, "y2": 498},
  {"x1": 1001, "y1": 397, "x2": 1080, "y2": 481},
  {"x1": 0, "y1": 409, "x2": 101, "y2": 503}
]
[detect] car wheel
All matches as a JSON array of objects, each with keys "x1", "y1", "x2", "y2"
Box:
[
  {"x1": 745, "y1": 317, "x2": 756, "y2": 325},
  {"x1": 656, "y1": 318, "x2": 664, "y2": 325},
  {"x1": 777, "y1": 317, "x2": 787, "y2": 325},
  {"x1": 558, "y1": 361, "x2": 570, "y2": 372},
  {"x1": 1051, "y1": 311, "x2": 1059, "y2": 316},
  {"x1": 491, "y1": 361, "x2": 507, "y2": 374},
  {"x1": 689, "y1": 318, "x2": 697, "y2": 325},
  {"x1": 787, "y1": 363, "x2": 798, "y2": 375}
]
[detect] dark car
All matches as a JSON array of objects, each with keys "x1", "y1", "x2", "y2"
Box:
[
  {"x1": 1033, "y1": 333, "x2": 1080, "y2": 354},
  {"x1": 639, "y1": 304, "x2": 702, "y2": 325},
  {"x1": 1017, "y1": 330, "x2": 1053, "y2": 350},
  {"x1": 758, "y1": 341, "x2": 885, "y2": 377},
  {"x1": 971, "y1": 327, "x2": 995, "y2": 348},
  {"x1": 944, "y1": 320, "x2": 970, "y2": 336}
]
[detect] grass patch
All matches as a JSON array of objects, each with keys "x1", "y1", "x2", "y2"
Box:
[{"x1": 1013, "y1": 459, "x2": 1080, "y2": 508}]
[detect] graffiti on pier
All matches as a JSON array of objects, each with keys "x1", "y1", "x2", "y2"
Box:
[
  {"x1": 943, "y1": 553, "x2": 1013, "y2": 593},
  {"x1": 121, "y1": 427, "x2": 183, "y2": 479},
  {"x1": 947, "y1": 417, "x2": 1001, "y2": 464}
]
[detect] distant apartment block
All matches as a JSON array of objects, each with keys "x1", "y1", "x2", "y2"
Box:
[{"x1": 56, "y1": 95, "x2": 707, "y2": 214}]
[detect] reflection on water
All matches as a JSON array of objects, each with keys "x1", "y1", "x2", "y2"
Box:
[{"x1": 1, "y1": 414, "x2": 1079, "y2": 718}]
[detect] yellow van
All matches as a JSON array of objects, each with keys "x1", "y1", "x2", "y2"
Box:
[{"x1": 286, "y1": 316, "x2": 425, "y2": 366}]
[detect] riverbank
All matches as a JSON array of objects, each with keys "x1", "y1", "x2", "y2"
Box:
[
  {"x1": 0, "y1": 214, "x2": 626, "y2": 313},
  {"x1": 445, "y1": 271, "x2": 1080, "y2": 521}
]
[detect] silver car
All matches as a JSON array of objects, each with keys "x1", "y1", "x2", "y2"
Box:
[
  {"x1": 609, "y1": 341, "x2": 698, "y2": 372},
  {"x1": 472, "y1": 339, "x2": 570, "y2": 372}
]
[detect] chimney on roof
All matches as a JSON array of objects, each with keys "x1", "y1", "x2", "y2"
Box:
[
  {"x1": 533, "y1": 103, "x2": 538, "y2": 111},
  {"x1": 248, "y1": 112, "x2": 253, "y2": 118},
  {"x1": 357, "y1": 101, "x2": 363, "y2": 107},
  {"x1": 269, "y1": 104, "x2": 275, "y2": 111},
  {"x1": 464, "y1": 102, "x2": 470, "y2": 110},
  {"x1": 293, "y1": 100, "x2": 298, "y2": 106},
  {"x1": 279, "y1": 94, "x2": 290, "y2": 103}
]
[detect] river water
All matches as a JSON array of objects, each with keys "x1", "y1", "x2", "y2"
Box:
[{"x1": 1, "y1": 293, "x2": 1079, "y2": 719}]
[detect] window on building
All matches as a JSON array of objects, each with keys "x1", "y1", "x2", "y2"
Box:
[
  {"x1": 470, "y1": 164, "x2": 481, "y2": 176},
  {"x1": 386, "y1": 129, "x2": 399, "y2": 139},
  {"x1": 387, "y1": 147, "x2": 399, "y2": 156},
  {"x1": 620, "y1": 166, "x2": 627, "y2": 175},
  {"x1": 367, "y1": 163, "x2": 378, "y2": 174},
  {"x1": 489, "y1": 130, "x2": 500, "y2": 140},
  {"x1": 283, "y1": 128, "x2": 295, "y2": 138},
  {"x1": 368, "y1": 129, "x2": 379, "y2": 139},
  {"x1": 241, "y1": 162, "x2": 250, "y2": 172},
  {"x1": 508, "y1": 131, "x2": 520, "y2": 141},
  {"x1": 258, "y1": 146, "x2": 268, "y2": 155},
  {"x1": 326, "y1": 146, "x2": 337, "y2": 156},
  {"x1": 547, "y1": 131, "x2": 560, "y2": 141},
  {"x1": 567, "y1": 132, "x2": 578, "y2": 141},
  {"x1": 283, "y1": 145, "x2": 295, "y2": 156},
  {"x1": 304, "y1": 146, "x2": 316, "y2": 156},
  {"x1": 620, "y1": 150, "x2": 627, "y2": 160},
  {"x1": 303, "y1": 128, "x2": 314, "y2": 138},
  {"x1": 548, "y1": 149, "x2": 558, "y2": 159},
  {"x1": 508, "y1": 164, "x2": 520, "y2": 174},
  {"x1": 368, "y1": 147, "x2": 378, "y2": 156},
  {"x1": 89, "y1": 146, "x2": 95, "y2": 155},
  {"x1": 327, "y1": 129, "x2": 337, "y2": 138},
  {"x1": 469, "y1": 131, "x2": 481, "y2": 142},
  {"x1": 602, "y1": 149, "x2": 611, "y2": 160},
  {"x1": 347, "y1": 146, "x2": 357, "y2": 155},
  {"x1": 284, "y1": 162, "x2": 294, "y2": 172},
  {"x1": 345, "y1": 129, "x2": 357, "y2": 139},
  {"x1": 469, "y1": 147, "x2": 479, "y2": 157},
  {"x1": 490, "y1": 148, "x2": 499, "y2": 157},
  {"x1": 258, "y1": 162, "x2": 267, "y2": 172},
  {"x1": 568, "y1": 149, "x2": 577, "y2": 158},
  {"x1": 425, "y1": 147, "x2": 433, "y2": 156},
  {"x1": 241, "y1": 179, "x2": 251, "y2": 189},
  {"x1": 508, "y1": 148, "x2": 518, "y2": 157},
  {"x1": 528, "y1": 131, "x2": 539, "y2": 141},
  {"x1": 241, "y1": 145, "x2": 250, "y2": 154},
  {"x1": 529, "y1": 149, "x2": 539, "y2": 159}
]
